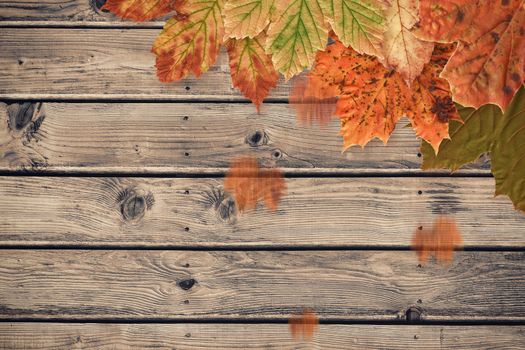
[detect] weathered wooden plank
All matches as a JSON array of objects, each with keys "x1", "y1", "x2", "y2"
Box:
[
  {"x1": 0, "y1": 0, "x2": 166, "y2": 26},
  {"x1": 0, "y1": 102, "x2": 490, "y2": 174},
  {"x1": 1, "y1": 323, "x2": 523, "y2": 349},
  {"x1": 0, "y1": 250, "x2": 523, "y2": 320},
  {"x1": 0, "y1": 29, "x2": 290, "y2": 100},
  {"x1": 1, "y1": 177, "x2": 523, "y2": 247}
]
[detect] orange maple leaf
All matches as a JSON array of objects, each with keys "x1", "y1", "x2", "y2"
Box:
[
  {"x1": 224, "y1": 156, "x2": 286, "y2": 212},
  {"x1": 411, "y1": 216, "x2": 464, "y2": 265},
  {"x1": 102, "y1": 0, "x2": 180, "y2": 21},
  {"x1": 289, "y1": 74, "x2": 338, "y2": 127},
  {"x1": 289, "y1": 308, "x2": 319, "y2": 341},
  {"x1": 415, "y1": 0, "x2": 525, "y2": 111},
  {"x1": 151, "y1": 0, "x2": 224, "y2": 82},
  {"x1": 226, "y1": 34, "x2": 279, "y2": 112},
  {"x1": 309, "y1": 36, "x2": 461, "y2": 152}
]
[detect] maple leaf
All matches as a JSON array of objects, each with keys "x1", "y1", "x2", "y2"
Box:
[
  {"x1": 226, "y1": 34, "x2": 279, "y2": 111},
  {"x1": 224, "y1": 156, "x2": 286, "y2": 212},
  {"x1": 321, "y1": 0, "x2": 387, "y2": 59},
  {"x1": 223, "y1": 0, "x2": 275, "y2": 39},
  {"x1": 265, "y1": 0, "x2": 329, "y2": 80},
  {"x1": 412, "y1": 216, "x2": 463, "y2": 265},
  {"x1": 151, "y1": 0, "x2": 224, "y2": 82},
  {"x1": 415, "y1": 0, "x2": 525, "y2": 111},
  {"x1": 289, "y1": 308, "x2": 319, "y2": 341},
  {"x1": 101, "y1": 0, "x2": 180, "y2": 21},
  {"x1": 309, "y1": 37, "x2": 460, "y2": 151},
  {"x1": 289, "y1": 74, "x2": 338, "y2": 127},
  {"x1": 422, "y1": 86, "x2": 525, "y2": 213},
  {"x1": 381, "y1": 0, "x2": 434, "y2": 83}
]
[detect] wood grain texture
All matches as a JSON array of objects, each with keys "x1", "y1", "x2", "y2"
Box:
[
  {"x1": 0, "y1": 102, "x2": 490, "y2": 174},
  {"x1": 1, "y1": 323, "x2": 524, "y2": 349},
  {"x1": 0, "y1": 250, "x2": 524, "y2": 320},
  {"x1": 0, "y1": 29, "x2": 290, "y2": 101},
  {"x1": 0, "y1": 0, "x2": 167, "y2": 26},
  {"x1": 1, "y1": 177, "x2": 524, "y2": 247}
]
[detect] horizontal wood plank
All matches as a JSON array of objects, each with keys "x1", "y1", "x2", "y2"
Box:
[
  {"x1": 0, "y1": 0, "x2": 167, "y2": 26},
  {"x1": 1, "y1": 177, "x2": 523, "y2": 247},
  {"x1": 0, "y1": 250, "x2": 524, "y2": 320},
  {"x1": 0, "y1": 102, "x2": 490, "y2": 174},
  {"x1": 0, "y1": 29, "x2": 291, "y2": 100},
  {"x1": 1, "y1": 323, "x2": 523, "y2": 349}
]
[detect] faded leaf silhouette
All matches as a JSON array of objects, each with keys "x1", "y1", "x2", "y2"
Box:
[
  {"x1": 289, "y1": 308, "x2": 319, "y2": 341},
  {"x1": 412, "y1": 216, "x2": 463, "y2": 264},
  {"x1": 102, "y1": 0, "x2": 180, "y2": 21},
  {"x1": 224, "y1": 156, "x2": 286, "y2": 212},
  {"x1": 289, "y1": 74, "x2": 338, "y2": 127}
]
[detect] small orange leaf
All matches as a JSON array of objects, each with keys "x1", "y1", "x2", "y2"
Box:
[
  {"x1": 289, "y1": 74, "x2": 338, "y2": 127},
  {"x1": 226, "y1": 34, "x2": 279, "y2": 111},
  {"x1": 224, "y1": 156, "x2": 286, "y2": 212},
  {"x1": 412, "y1": 216, "x2": 463, "y2": 265},
  {"x1": 102, "y1": 0, "x2": 179, "y2": 21},
  {"x1": 289, "y1": 308, "x2": 319, "y2": 341}
]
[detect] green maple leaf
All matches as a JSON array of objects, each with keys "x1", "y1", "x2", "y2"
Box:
[{"x1": 421, "y1": 86, "x2": 525, "y2": 213}]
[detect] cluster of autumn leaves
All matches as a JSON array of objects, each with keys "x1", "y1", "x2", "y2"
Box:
[{"x1": 102, "y1": 0, "x2": 524, "y2": 212}]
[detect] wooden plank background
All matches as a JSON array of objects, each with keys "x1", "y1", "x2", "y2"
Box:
[{"x1": 0, "y1": 1, "x2": 524, "y2": 349}]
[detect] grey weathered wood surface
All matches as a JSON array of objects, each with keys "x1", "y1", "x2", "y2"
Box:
[
  {"x1": 0, "y1": 102, "x2": 490, "y2": 174},
  {"x1": 0, "y1": 250, "x2": 523, "y2": 320},
  {"x1": 1, "y1": 323, "x2": 524, "y2": 349},
  {"x1": 0, "y1": 0, "x2": 167, "y2": 26},
  {"x1": 0, "y1": 29, "x2": 290, "y2": 101},
  {"x1": 1, "y1": 177, "x2": 523, "y2": 247}
]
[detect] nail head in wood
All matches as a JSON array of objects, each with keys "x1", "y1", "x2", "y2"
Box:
[{"x1": 178, "y1": 278, "x2": 196, "y2": 290}]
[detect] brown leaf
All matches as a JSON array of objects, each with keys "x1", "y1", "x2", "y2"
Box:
[
  {"x1": 412, "y1": 216, "x2": 463, "y2": 265},
  {"x1": 223, "y1": 156, "x2": 286, "y2": 212},
  {"x1": 289, "y1": 308, "x2": 319, "y2": 341}
]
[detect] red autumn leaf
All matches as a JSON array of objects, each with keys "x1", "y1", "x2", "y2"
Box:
[
  {"x1": 309, "y1": 36, "x2": 460, "y2": 152},
  {"x1": 226, "y1": 34, "x2": 279, "y2": 111},
  {"x1": 415, "y1": 0, "x2": 525, "y2": 111},
  {"x1": 101, "y1": 0, "x2": 180, "y2": 21},
  {"x1": 289, "y1": 74, "x2": 338, "y2": 127},
  {"x1": 224, "y1": 156, "x2": 286, "y2": 212},
  {"x1": 151, "y1": 0, "x2": 224, "y2": 82},
  {"x1": 412, "y1": 216, "x2": 463, "y2": 265},
  {"x1": 289, "y1": 308, "x2": 319, "y2": 341}
]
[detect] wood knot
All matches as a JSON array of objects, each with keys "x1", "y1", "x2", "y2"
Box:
[
  {"x1": 90, "y1": 0, "x2": 108, "y2": 11},
  {"x1": 7, "y1": 102, "x2": 43, "y2": 132},
  {"x1": 246, "y1": 130, "x2": 268, "y2": 147},
  {"x1": 117, "y1": 187, "x2": 154, "y2": 222},
  {"x1": 178, "y1": 278, "x2": 196, "y2": 290},
  {"x1": 201, "y1": 187, "x2": 237, "y2": 223},
  {"x1": 405, "y1": 306, "x2": 422, "y2": 323}
]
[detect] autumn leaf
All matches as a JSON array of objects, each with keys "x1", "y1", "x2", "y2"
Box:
[
  {"x1": 223, "y1": 0, "x2": 275, "y2": 38},
  {"x1": 309, "y1": 37, "x2": 460, "y2": 151},
  {"x1": 151, "y1": 0, "x2": 224, "y2": 82},
  {"x1": 412, "y1": 216, "x2": 463, "y2": 264},
  {"x1": 415, "y1": 0, "x2": 525, "y2": 111},
  {"x1": 101, "y1": 0, "x2": 179, "y2": 21},
  {"x1": 422, "y1": 86, "x2": 525, "y2": 212},
  {"x1": 381, "y1": 0, "x2": 434, "y2": 83},
  {"x1": 226, "y1": 34, "x2": 279, "y2": 111},
  {"x1": 289, "y1": 308, "x2": 319, "y2": 341},
  {"x1": 289, "y1": 74, "x2": 338, "y2": 127},
  {"x1": 224, "y1": 156, "x2": 286, "y2": 212},
  {"x1": 265, "y1": 0, "x2": 329, "y2": 79},
  {"x1": 321, "y1": 0, "x2": 387, "y2": 59}
]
